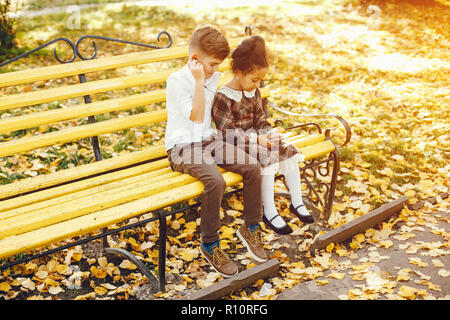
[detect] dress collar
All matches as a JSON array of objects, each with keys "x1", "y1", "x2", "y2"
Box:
[{"x1": 218, "y1": 86, "x2": 256, "y2": 102}]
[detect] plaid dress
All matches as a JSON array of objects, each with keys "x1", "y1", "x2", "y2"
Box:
[{"x1": 212, "y1": 86, "x2": 301, "y2": 169}]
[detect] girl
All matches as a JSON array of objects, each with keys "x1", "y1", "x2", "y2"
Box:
[{"x1": 211, "y1": 35, "x2": 314, "y2": 235}]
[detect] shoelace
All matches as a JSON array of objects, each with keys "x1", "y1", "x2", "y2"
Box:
[
  {"x1": 248, "y1": 227, "x2": 263, "y2": 247},
  {"x1": 212, "y1": 246, "x2": 228, "y2": 267}
]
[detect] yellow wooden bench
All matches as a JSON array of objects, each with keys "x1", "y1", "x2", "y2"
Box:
[{"x1": 0, "y1": 29, "x2": 351, "y2": 293}]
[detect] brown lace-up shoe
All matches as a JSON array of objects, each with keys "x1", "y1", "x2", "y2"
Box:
[
  {"x1": 200, "y1": 241, "x2": 238, "y2": 278},
  {"x1": 237, "y1": 224, "x2": 268, "y2": 263}
]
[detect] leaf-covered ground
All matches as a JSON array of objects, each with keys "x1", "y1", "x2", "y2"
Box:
[{"x1": 0, "y1": 0, "x2": 448, "y2": 300}]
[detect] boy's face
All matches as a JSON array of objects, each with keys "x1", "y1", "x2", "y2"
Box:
[
  {"x1": 190, "y1": 50, "x2": 223, "y2": 79},
  {"x1": 237, "y1": 67, "x2": 268, "y2": 92}
]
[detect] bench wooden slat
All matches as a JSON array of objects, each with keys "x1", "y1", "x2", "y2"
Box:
[
  {"x1": 0, "y1": 47, "x2": 187, "y2": 89},
  {"x1": 0, "y1": 80, "x2": 270, "y2": 157},
  {"x1": 0, "y1": 90, "x2": 166, "y2": 134},
  {"x1": 0, "y1": 38, "x2": 244, "y2": 88},
  {"x1": 0, "y1": 145, "x2": 167, "y2": 200},
  {"x1": 299, "y1": 140, "x2": 336, "y2": 161},
  {"x1": 285, "y1": 133, "x2": 325, "y2": 149},
  {"x1": 0, "y1": 171, "x2": 244, "y2": 259},
  {"x1": 0, "y1": 166, "x2": 174, "y2": 217},
  {"x1": 0, "y1": 169, "x2": 178, "y2": 222},
  {"x1": 0, "y1": 110, "x2": 168, "y2": 157},
  {"x1": 0, "y1": 173, "x2": 201, "y2": 239},
  {"x1": 0, "y1": 71, "x2": 174, "y2": 111},
  {"x1": 0, "y1": 61, "x2": 233, "y2": 111},
  {"x1": 0, "y1": 79, "x2": 270, "y2": 134},
  {"x1": 0, "y1": 160, "x2": 171, "y2": 213}
]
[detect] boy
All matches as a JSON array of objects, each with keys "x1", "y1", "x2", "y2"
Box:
[{"x1": 165, "y1": 25, "x2": 267, "y2": 277}]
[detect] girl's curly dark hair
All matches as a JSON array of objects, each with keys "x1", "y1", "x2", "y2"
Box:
[{"x1": 231, "y1": 35, "x2": 271, "y2": 74}]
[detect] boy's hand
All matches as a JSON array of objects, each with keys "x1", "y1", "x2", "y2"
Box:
[{"x1": 189, "y1": 58, "x2": 205, "y2": 83}]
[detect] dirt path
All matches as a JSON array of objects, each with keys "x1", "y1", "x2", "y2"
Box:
[{"x1": 278, "y1": 206, "x2": 449, "y2": 300}]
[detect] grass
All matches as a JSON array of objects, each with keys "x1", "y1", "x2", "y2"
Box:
[{"x1": 21, "y1": 0, "x2": 123, "y2": 11}]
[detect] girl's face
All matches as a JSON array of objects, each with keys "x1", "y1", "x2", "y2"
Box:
[{"x1": 236, "y1": 66, "x2": 268, "y2": 92}]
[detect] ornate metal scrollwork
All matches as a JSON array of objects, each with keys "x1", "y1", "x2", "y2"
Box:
[
  {"x1": 0, "y1": 37, "x2": 76, "y2": 68},
  {"x1": 74, "y1": 30, "x2": 173, "y2": 60},
  {"x1": 268, "y1": 100, "x2": 352, "y2": 148},
  {"x1": 299, "y1": 151, "x2": 337, "y2": 219},
  {"x1": 0, "y1": 30, "x2": 174, "y2": 68}
]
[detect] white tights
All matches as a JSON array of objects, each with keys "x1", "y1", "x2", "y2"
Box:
[{"x1": 261, "y1": 156, "x2": 307, "y2": 228}]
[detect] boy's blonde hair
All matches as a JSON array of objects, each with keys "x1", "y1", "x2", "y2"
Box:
[{"x1": 189, "y1": 25, "x2": 230, "y2": 60}]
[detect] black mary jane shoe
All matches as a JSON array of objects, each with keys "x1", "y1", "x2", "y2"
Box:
[
  {"x1": 262, "y1": 214, "x2": 293, "y2": 235},
  {"x1": 289, "y1": 203, "x2": 315, "y2": 224}
]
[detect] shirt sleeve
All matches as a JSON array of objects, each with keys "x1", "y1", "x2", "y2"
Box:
[
  {"x1": 211, "y1": 93, "x2": 249, "y2": 144},
  {"x1": 253, "y1": 88, "x2": 272, "y2": 133},
  {"x1": 166, "y1": 76, "x2": 194, "y2": 121}
]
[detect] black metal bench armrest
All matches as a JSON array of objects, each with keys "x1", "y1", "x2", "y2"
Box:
[{"x1": 267, "y1": 100, "x2": 352, "y2": 148}]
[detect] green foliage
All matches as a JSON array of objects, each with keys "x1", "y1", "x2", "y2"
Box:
[{"x1": 0, "y1": 0, "x2": 23, "y2": 61}]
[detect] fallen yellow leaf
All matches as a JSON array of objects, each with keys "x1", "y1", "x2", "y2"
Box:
[
  {"x1": 438, "y1": 269, "x2": 450, "y2": 277},
  {"x1": 290, "y1": 261, "x2": 306, "y2": 269},
  {"x1": 94, "y1": 286, "x2": 108, "y2": 295},
  {"x1": 181, "y1": 249, "x2": 197, "y2": 262},
  {"x1": 327, "y1": 272, "x2": 345, "y2": 279},
  {"x1": 0, "y1": 281, "x2": 11, "y2": 292},
  {"x1": 378, "y1": 240, "x2": 394, "y2": 249},
  {"x1": 409, "y1": 257, "x2": 428, "y2": 268},
  {"x1": 74, "y1": 292, "x2": 96, "y2": 300},
  {"x1": 398, "y1": 286, "x2": 416, "y2": 299},
  {"x1": 171, "y1": 220, "x2": 181, "y2": 230},
  {"x1": 355, "y1": 233, "x2": 365, "y2": 243},
  {"x1": 55, "y1": 264, "x2": 70, "y2": 275},
  {"x1": 91, "y1": 266, "x2": 108, "y2": 278},
  {"x1": 316, "y1": 279, "x2": 328, "y2": 286},
  {"x1": 350, "y1": 240, "x2": 359, "y2": 250},
  {"x1": 348, "y1": 288, "x2": 363, "y2": 300},
  {"x1": 397, "y1": 273, "x2": 411, "y2": 282},
  {"x1": 119, "y1": 260, "x2": 137, "y2": 270},
  {"x1": 334, "y1": 202, "x2": 347, "y2": 212},
  {"x1": 44, "y1": 278, "x2": 60, "y2": 287},
  {"x1": 326, "y1": 242, "x2": 335, "y2": 253},
  {"x1": 221, "y1": 226, "x2": 235, "y2": 240},
  {"x1": 48, "y1": 286, "x2": 64, "y2": 295},
  {"x1": 246, "y1": 262, "x2": 257, "y2": 269},
  {"x1": 21, "y1": 278, "x2": 36, "y2": 291}
]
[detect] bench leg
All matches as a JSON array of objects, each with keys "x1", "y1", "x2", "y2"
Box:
[
  {"x1": 158, "y1": 209, "x2": 167, "y2": 292},
  {"x1": 104, "y1": 247, "x2": 159, "y2": 289},
  {"x1": 101, "y1": 227, "x2": 160, "y2": 293},
  {"x1": 323, "y1": 149, "x2": 339, "y2": 221}
]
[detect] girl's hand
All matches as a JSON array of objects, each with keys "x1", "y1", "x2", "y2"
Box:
[
  {"x1": 257, "y1": 134, "x2": 272, "y2": 149},
  {"x1": 188, "y1": 58, "x2": 205, "y2": 83},
  {"x1": 268, "y1": 128, "x2": 281, "y2": 143}
]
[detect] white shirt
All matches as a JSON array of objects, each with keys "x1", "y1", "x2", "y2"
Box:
[{"x1": 165, "y1": 64, "x2": 218, "y2": 151}]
